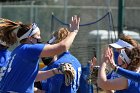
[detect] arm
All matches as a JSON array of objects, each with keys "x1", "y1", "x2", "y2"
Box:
[
  {"x1": 107, "y1": 48, "x2": 140, "y2": 82},
  {"x1": 97, "y1": 48, "x2": 128, "y2": 90},
  {"x1": 35, "y1": 68, "x2": 60, "y2": 81},
  {"x1": 97, "y1": 61, "x2": 128, "y2": 90},
  {"x1": 116, "y1": 67, "x2": 140, "y2": 82},
  {"x1": 40, "y1": 15, "x2": 80, "y2": 57}
]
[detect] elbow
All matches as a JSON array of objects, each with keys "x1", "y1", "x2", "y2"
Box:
[
  {"x1": 97, "y1": 79, "x2": 108, "y2": 90},
  {"x1": 60, "y1": 42, "x2": 69, "y2": 51}
]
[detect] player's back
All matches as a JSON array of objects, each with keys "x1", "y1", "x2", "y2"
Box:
[{"x1": 41, "y1": 51, "x2": 82, "y2": 93}]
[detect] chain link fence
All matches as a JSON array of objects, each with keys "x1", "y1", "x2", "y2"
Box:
[{"x1": 0, "y1": 0, "x2": 140, "y2": 66}]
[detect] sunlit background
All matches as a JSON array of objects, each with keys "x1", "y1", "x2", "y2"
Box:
[{"x1": 1, "y1": 0, "x2": 140, "y2": 66}]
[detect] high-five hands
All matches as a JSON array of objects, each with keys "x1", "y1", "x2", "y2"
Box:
[
  {"x1": 69, "y1": 15, "x2": 80, "y2": 32},
  {"x1": 105, "y1": 47, "x2": 117, "y2": 69}
]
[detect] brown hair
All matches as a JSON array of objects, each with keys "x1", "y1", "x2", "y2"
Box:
[
  {"x1": 0, "y1": 18, "x2": 31, "y2": 46},
  {"x1": 125, "y1": 46, "x2": 140, "y2": 71},
  {"x1": 0, "y1": 44, "x2": 8, "y2": 50},
  {"x1": 52, "y1": 28, "x2": 70, "y2": 44},
  {"x1": 120, "y1": 34, "x2": 138, "y2": 47}
]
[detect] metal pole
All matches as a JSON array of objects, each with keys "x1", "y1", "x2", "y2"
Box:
[
  {"x1": 0, "y1": 3, "x2": 2, "y2": 17},
  {"x1": 51, "y1": 12, "x2": 54, "y2": 33},
  {"x1": 30, "y1": 1, "x2": 35, "y2": 23},
  {"x1": 96, "y1": 7, "x2": 100, "y2": 65},
  {"x1": 118, "y1": 0, "x2": 125, "y2": 38},
  {"x1": 64, "y1": 0, "x2": 68, "y2": 23}
]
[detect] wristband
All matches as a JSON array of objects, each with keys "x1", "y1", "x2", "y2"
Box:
[
  {"x1": 73, "y1": 30, "x2": 78, "y2": 33},
  {"x1": 70, "y1": 29, "x2": 78, "y2": 33}
]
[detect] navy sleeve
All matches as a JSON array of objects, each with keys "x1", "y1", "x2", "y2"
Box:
[
  {"x1": 117, "y1": 67, "x2": 140, "y2": 82},
  {"x1": 107, "y1": 71, "x2": 113, "y2": 79}
]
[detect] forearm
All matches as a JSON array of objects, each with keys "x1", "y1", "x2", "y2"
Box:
[
  {"x1": 41, "y1": 32, "x2": 77, "y2": 57},
  {"x1": 35, "y1": 68, "x2": 58, "y2": 82},
  {"x1": 97, "y1": 62, "x2": 107, "y2": 89},
  {"x1": 60, "y1": 32, "x2": 77, "y2": 50},
  {"x1": 60, "y1": 15, "x2": 79, "y2": 51},
  {"x1": 116, "y1": 67, "x2": 140, "y2": 82}
]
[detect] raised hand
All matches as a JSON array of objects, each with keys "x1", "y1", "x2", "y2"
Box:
[
  {"x1": 69, "y1": 15, "x2": 80, "y2": 32},
  {"x1": 105, "y1": 47, "x2": 117, "y2": 69},
  {"x1": 90, "y1": 57, "x2": 97, "y2": 71}
]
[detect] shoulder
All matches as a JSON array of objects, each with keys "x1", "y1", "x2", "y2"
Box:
[
  {"x1": 26, "y1": 44, "x2": 45, "y2": 49},
  {"x1": 20, "y1": 44, "x2": 45, "y2": 57},
  {"x1": 17, "y1": 44, "x2": 45, "y2": 49}
]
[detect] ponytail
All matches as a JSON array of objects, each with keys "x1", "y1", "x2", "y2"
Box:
[
  {"x1": 52, "y1": 28, "x2": 70, "y2": 44},
  {"x1": 0, "y1": 18, "x2": 22, "y2": 46}
]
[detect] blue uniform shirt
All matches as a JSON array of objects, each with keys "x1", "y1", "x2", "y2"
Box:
[
  {"x1": 115, "y1": 79, "x2": 140, "y2": 93},
  {"x1": 0, "y1": 49, "x2": 11, "y2": 83},
  {"x1": 0, "y1": 49, "x2": 11, "y2": 67},
  {"x1": 117, "y1": 67, "x2": 140, "y2": 82},
  {"x1": 77, "y1": 64, "x2": 93, "y2": 93},
  {"x1": 107, "y1": 71, "x2": 121, "y2": 80},
  {"x1": 41, "y1": 51, "x2": 82, "y2": 93},
  {"x1": 0, "y1": 44, "x2": 45, "y2": 93}
]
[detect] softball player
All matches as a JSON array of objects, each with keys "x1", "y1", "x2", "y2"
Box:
[
  {"x1": 41, "y1": 51, "x2": 81, "y2": 93},
  {"x1": 0, "y1": 15, "x2": 80, "y2": 93},
  {"x1": 0, "y1": 40, "x2": 11, "y2": 68},
  {"x1": 98, "y1": 47, "x2": 140, "y2": 93},
  {"x1": 39, "y1": 28, "x2": 82, "y2": 93}
]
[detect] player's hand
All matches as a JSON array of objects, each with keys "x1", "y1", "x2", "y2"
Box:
[
  {"x1": 105, "y1": 47, "x2": 117, "y2": 69},
  {"x1": 69, "y1": 15, "x2": 80, "y2": 32},
  {"x1": 90, "y1": 57, "x2": 97, "y2": 71}
]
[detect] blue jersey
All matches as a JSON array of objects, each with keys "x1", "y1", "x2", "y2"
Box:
[
  {"x1": 115, "y1": 79, "x2": 140, "y2": 93},
  {"x1": 107, "y1": 71, "x2": 121, "y2": 80},
  {"x1": 41, "y1": 51, "x2": 82, "y2": 93},
  {"x1": 77, "y1": 64, "x2": 93, "y2": 93},
  {"x1": 0, "y1": 49, "x2": 11, "y2": 67},
  {"x1": 0, "y1": 44, "x2": 45, "y2": 93},
  {"x1": 117, "y1": 67, "x2": 140, "y2": 82}
]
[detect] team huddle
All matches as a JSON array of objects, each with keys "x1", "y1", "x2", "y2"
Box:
[{"x1": 0, "y1": 15, "x2": 140, "y2": 93}]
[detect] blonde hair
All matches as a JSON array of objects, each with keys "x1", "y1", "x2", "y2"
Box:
[{"x1": 52, "y1": 28, "x2": 70, "y2": 44}]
